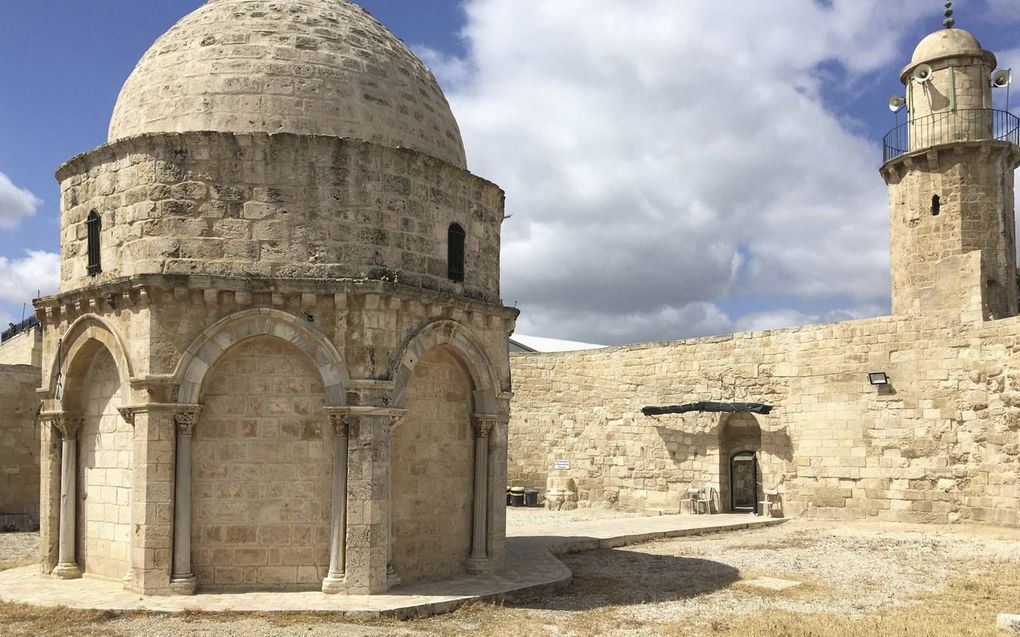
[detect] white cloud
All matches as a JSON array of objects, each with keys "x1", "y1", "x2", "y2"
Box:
[
  {"x1": 515, "y1": 302, "x2": 734, "y2": 345},
  {"x1": 734, "y1": 304, "x2": 885, "y2": 333},
  {"x1": 0, "y1": 250, "x2": 59, "y2": 304},
  {"x1": 434, "y1": 0, "x2": 927, "y2": 344},
  {"x1": 0, "y1": 172, "x2": 42, "y2": 229}
]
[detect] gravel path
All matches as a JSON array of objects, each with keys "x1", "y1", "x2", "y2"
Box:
[
  {"x1": 5, "y1": 520, "x2": 1020, "y2": 636},
  {"x1": 535, "y1": 519, "x2": 1020, "y2": 631},
  {"x1": 0, "y1": 533, "x2": 37, "y2": 569}
]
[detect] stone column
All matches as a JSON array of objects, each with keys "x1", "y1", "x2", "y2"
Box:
[
  {"x1": 170, "y1": 409, "x2": 199, "y2": 595},
  {"x1": 342, "y1": 408, "x2": 405, "y2": 594},
  {"x1": 386, "y1": 413, "x2": 405, "y2": 587},
  {"x1": 117, "y1": 407, "x2": 138, "y2": 587},
  {"x1": 322, "y1": 413, "x2": 349, "y2": 594},
  {"x1": 39, "y1": 412, "x2": 62, "y2": 574},
  {"x1": 51, "y1": 413, "x2": 83, "y2": 579},
  {"x1": 486, "y1": 410, "x2": 511, "y2": 568},
  {"x1": 467, "y1": 415, "x2": 496, "y2": 573}
]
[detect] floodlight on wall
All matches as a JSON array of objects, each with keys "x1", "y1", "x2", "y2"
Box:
[
  {"x1": 888, "y1": 95, "x2": 907, "y2": 113},
  {"x1": 868, "y1": 372, "x2": 890, "y2": 386}
]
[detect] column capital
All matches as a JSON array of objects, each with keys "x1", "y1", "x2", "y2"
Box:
[
  {"x1": 173, "y1": 408, "x2": 202, "y2": 436},
  {"x1": 117, "y1": 407, "x2": 140, "y2": 427},
  {"x1": 325, "y1": 412, "x2": 349, "y2": 438},
  {"x1": 42, "y1": 411, "x2": 83, "y2": 439},
  {"x1": 471, "y1": 413, "x2": 508, "y2": 438},
  {"x1": 324, "y1": 406, "x2": 406, "y2": 436}
]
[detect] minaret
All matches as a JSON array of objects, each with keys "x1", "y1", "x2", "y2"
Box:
[{"x1": 881, "y1": 4, "x2": 1020, "y2": 320}]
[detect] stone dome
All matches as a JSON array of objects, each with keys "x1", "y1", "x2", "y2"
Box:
[
  {"x1": 910, "y1": 28, "x2": 992, "y2": 66},
  {"x1": 108, "y1": 0, "x2": 467, "y2": 168}
]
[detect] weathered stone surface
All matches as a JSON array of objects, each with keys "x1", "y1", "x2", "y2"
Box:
[
  {"x1": 108, "y1": 0, "x2": 466, "y2": 168},
  {"x1": 56, "y1": 134, "x2": 503, "y2": 302},
  {"x1": 0, "y1": 364, "x2": 42, "y2": 526},
  {"x1": 508, "y1": 310, "x2": 1020, "y2": 526},
  {"x1": 998, "y1": 614, "x2": 1020, "y2": 634}
]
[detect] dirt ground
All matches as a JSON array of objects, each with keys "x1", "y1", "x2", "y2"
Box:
[{"x1": 3, "y1": 518, "x2": 1019, "y2": 637}]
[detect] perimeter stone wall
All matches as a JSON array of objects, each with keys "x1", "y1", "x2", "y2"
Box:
[
  {"x1": 0, "y1": 365, "x2": 42, "y2": 525},
  {"x1": 508, "y1": 312, "x2": 1020, "y2": 527},
  {"x1": 0, "y1": 327, "x2": 42, "y2": 367}
]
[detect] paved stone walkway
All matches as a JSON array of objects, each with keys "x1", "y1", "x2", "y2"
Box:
[{"x1": 0, "y1": 514, "x2": 783, "y2": 618}]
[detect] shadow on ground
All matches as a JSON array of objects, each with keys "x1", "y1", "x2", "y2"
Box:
[{"x1": 507, "y1": 548, "x2": 739, "y2": 611}]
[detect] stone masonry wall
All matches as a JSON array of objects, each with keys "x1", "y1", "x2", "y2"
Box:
[
  {"x1": 0, "y1": 365, "x2": 41, "y2": 524},
  {"x1": 77, "y1": 348, "x2": 132, "y2": 581},
  {"x1": 56, "y1": 133, "x2": 504, "y2": 304},
  {"x1": 0, "y1": 328, "x2": 42, "y2": 367},
  {"x1": 509, "y1": 313, "x2": 1020, "y2": 526},
  {"x1": 192, "y1": 336, "x2": 331, "y2": 591},
  {"x1": 885, "y1": 143, "x2": 1019, "y2": 318},
  {"x1": 34, "y1": 274, "x2": 515, "y2": 593},
  {"x1": 392, "y1": 346, "x2": 473, "y2": 583}
]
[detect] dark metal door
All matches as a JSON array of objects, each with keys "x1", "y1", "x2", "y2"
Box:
[{"x1": 731, "y1": 451, "x2": 757, "y2": 512}]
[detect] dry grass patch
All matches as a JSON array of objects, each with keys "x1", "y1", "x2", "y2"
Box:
[
  {"x1": 694, "y1": 565, "x2": 1020, "y2": 637},
  {"x1": 0, "y1": 602, "x2": 139, "y2": 637}
]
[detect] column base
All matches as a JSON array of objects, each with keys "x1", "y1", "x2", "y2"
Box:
[
  {"x1": 169, "y1": 575, "x2": 198, "y2": 596},
  {"x1": 386, "y1": 566, "x2": 401, "y2": 587},
  {"x1": 466, "y1": 556, "x2": 492, "y2": 575},
  {"x1": 51, "y1": 562, "x2": 82, "y2": 580},
  {"x1": 321, "y1": 573, "x2": 346, "y2": 594}
]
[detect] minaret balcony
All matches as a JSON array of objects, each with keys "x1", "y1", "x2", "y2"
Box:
[{"x1": 883, "y1": 108, "x2": 1020, "y2": 162}]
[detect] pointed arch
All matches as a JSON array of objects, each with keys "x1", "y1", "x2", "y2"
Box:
[
  {"x1": 390, "y1": 319, "x2": 499, "y2": 413},
  {"x1": 173, "y1": 308, "x2": 349, "y2": 405}
]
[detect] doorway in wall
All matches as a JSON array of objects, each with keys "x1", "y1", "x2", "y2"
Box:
[{"x1": 730, "y1": 451, "x2": 758, "y2": 513}]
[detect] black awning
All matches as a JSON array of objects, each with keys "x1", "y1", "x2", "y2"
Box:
[{"x1": 642, "y1": 401, "x2": 773, "y2": 416}]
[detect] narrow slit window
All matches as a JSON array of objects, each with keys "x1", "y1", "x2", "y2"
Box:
[
  {"x1": 447, "y1": 223, "x2": 465, "y2": 282},
  {"x1": 931, "y1": 195, "x2": 941, "y2": 216},
  {"x1": 86, "y1": 211, "x2": 102, "y2": 276}
]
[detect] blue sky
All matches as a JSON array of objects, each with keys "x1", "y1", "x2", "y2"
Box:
[{"x1": 1, "y1": 1, "x2": 1018, "y2": 343}]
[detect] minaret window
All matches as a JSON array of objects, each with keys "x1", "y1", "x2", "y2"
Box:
[
  {"x1": 931, "y1": 195, "x2": 941, "y2": 216},
  {"x1": 86, "y1": 211, "x2": 102, "y2": 276},
  {"x1": 448, "y1": 223, "x2": 465, "y2": 282}
]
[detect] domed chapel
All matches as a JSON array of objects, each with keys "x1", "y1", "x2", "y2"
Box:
[{"x1": 35, "y1": 0, "x2": 516, "y2": 595}]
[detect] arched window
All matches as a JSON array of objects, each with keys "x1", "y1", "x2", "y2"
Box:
[
  {"x1": 447, "y1": 223, "x2": 465, "y2": 282},
  {"x1": 86, "y1": 211, "x2": 102, "y2": 276}
]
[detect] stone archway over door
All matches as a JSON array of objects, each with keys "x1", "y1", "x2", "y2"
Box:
[
  {"x1": 391, "y1": 346, "x2": 474, "y2": 583},
  {"x1": 76, "y1": 347, "x2": 132, "y2": 580},
  {"x1": 192, "y1": 336, "x2": 331, "y2": 591},
  {"x1": 718, "y1": 413, "x2": 763, "y2": 514}
]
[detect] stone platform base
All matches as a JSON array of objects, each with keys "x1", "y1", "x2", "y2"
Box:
[
  {"x1": 0, "y1": 514, "x2": 783, "y2": 619},
  {"x1": 999, "y1": 614, "x2": 1020, "y2": 634}
]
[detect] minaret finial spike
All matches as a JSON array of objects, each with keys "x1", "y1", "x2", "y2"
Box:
[{"x1": 944, "y1": 1, "x2": 955, "y2": 29}]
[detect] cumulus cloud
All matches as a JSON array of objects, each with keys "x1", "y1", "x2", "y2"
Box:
[
  {"x1": 432, "y1": 0, "x2": 928, "y2": 344},
  {"x1": 0, "y1": 172, "x2": 42, "y2": 229},
  {"x1": 0, "y1": 250, "x2": 59, "y2": 304}
]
